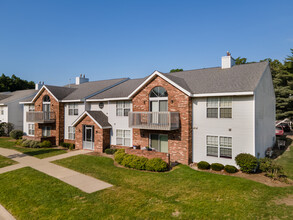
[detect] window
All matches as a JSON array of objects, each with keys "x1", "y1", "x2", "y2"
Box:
[
  {"x1": 150, "y1": 87, "x2": 168, "y2": 97},
  {"x1": 116, "y1": 101, "x2": 130, "y2": 116},
  {"x1": 68, "y1": 126, "x2": 75, "y2": 140},
  {"x1": 99, "y1": 102, "x2": 104, "y2": 109},
  {"x1": 0, "y1": 107, "x2": 4, "y2": 115},
  {"x1": 206, "y1": 135, "x2": 232, "y2": 158},
  {"x1": 28, "y1": 105, "x2": 35, "y2": 111},
  {"x1": 28, "y1": 124, "x2": 35, "y2": 136},
  {"x1": 42, "y1": 126, "x2": 51, "y2": 137},
  {"x1": 207, "y1": 97, "x2": 232, "y2": 118},
  {"x1": 116, "y1": 129, "x2": 131, "y2": 146},
  {"x1": 68, "y1": 103, "x2": 78, "y2": 115},
  {"x1": 150, "y1": 134, "x2": 168, "y2": 153}
]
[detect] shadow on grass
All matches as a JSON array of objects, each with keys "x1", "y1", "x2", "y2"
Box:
[
  {"x1": 24, "y1": 149, "x2": 65, "y2": 157},
  {"x1": 271, "y1": 136, "x2": 292, "y2": 159}
]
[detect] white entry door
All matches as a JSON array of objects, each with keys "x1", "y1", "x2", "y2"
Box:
[{"x1": 83, "y1": 125, "x2": 94, "y2": 150}]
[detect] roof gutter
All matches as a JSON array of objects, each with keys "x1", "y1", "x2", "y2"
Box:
[{"x1": 191, "y1": 91, "x2": 254, "y2": 97}]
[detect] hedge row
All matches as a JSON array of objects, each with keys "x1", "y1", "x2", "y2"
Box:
[
  {"x1": 16, "y1": 139, "x2": 52, "y2": 148},
  {"x1": 114, "y1": 149, "x2": 169, "y2": 172},
  {"x1": 197, "y1": 161, "x2": 238, "y2": 173}
]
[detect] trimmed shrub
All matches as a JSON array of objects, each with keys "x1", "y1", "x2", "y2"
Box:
[
  {"x1": 145, "y1": 158, "x2": 169, "y2": 172},
  {"x1": 197, "y1": 161, "x2": 210, "y2": 170},
  {"x1": 29, "y1": 140, "x2": 40, "y2": 148},
  {"x1": 0, "y1": 122, "x2": 14, "y2": 136},
  {"x1": 22, "y1": 139, "x2": 32, "y2": 148},
  {"x1": 121, "y1": 154, "x2": 137, "y2": 168},
  {"x1": 116, "y1": 149, "x2": 125, "y2": 154},
  {"x1": 211, "y1": 163, "x2": 224, "y2": 171},
  {"x1": 105, "y1": 148, "x2": 117, "y2": 155},
  {"x1": 235, "y1": 153, "x2": 258, "y2": 173},
  {"x1": 224, "y1": 165, "x2": 238, "y2": 173},
  {"x1": 60, "y1": 142, "x2": 71, "y2": 148},
  {"x1": 9, "y1": 130, "x2": 23, "y2": 139},
  {"x1": 114, "y1": 151, "x2": 126, "y2": 164},
  {"x1": 69, "y1": 144, "x2": 75, "y2": 150},
  {"x1": 15, "y1": 138, "x2": 24, "y2": 146},
  {"x1": 39, "y1": 140, "x2": 52, "y2": 148},
  {"x1": 129, "y1": 156, "x2": 148, "y2": 170}
]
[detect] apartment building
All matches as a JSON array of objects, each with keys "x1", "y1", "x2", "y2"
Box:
[{"x1": 22, "y1": 54, "x2": 275, "y2": 165}]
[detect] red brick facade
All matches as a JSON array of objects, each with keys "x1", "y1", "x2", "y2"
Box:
[
  {"x1": 74, "y1": 115, "x2": 110, "y2": 152},
  {"x1": 33, "y1": 89, "x2": 64, "y2": 145},
  {"x1": 132, "y1": 75, "x2": 192, "y2": 164}
]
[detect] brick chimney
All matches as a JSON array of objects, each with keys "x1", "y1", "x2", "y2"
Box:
[{"x1": 221, "y1": 51, "x2": 235, "y2": 69}]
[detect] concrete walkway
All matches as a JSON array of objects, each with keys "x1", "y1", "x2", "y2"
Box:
[
  {"x1": 0, "y1": 204, "x2": 15, "y2": 220},
  {"x1": 0, "y1": 148, "x2": 112, "y2": 193}
]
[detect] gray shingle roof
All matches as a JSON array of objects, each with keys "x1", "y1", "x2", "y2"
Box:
[
  {"x1": 162, "y1": 61, "x2": 269, "y2": 94},
  {"x1": 86, "y1": 111, "x2": 111, "y2": 128},
  {"x1": 45, "y1": 85, "x2": 77, "y2": 100},
  {"x1": 62, "y1": 78, "x2": 129, "y2": 100},
  {"x1": 88, "y1": 78, "x2": 146, "y2": 100},
  {"x1": 0, "y1": 89, "x2": 38, "y2": 104}
]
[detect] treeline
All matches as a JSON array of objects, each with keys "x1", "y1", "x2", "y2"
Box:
[
  {"x1": 235, "y1": 49, "x2": 293, "y2": 120},
  {"x1": 0, "y1": 74, "x2": 35, "y2": 92}
]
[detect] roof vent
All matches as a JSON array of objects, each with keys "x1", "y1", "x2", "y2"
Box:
[
  {"x1": 221, "y1": 51, "x2": 235, "y2": 69},
  {"x1": 76, "y1": 74, "x2": 89, "y2": 85}
]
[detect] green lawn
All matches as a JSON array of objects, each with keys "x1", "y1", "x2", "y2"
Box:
[
  {"x1": 276, "y1": 144, "x2": 293, "y2": 180},
  {"x1": 0, "y1": 137, "x2": 67, "y2": 159},
  {"x1": 0, "y1": 155, "x2": 17, "y2": 168},
  {"x1": 0, "y1": 155, "x2": 292, "y2": 219}
]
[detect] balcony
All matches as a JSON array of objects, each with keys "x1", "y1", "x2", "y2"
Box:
[
  {"x1": 26, "y1": 111, "x2": 56, "y2": 123},
  {"x1": 128, "y1": 112, "x2": 180, "y2": 131}
]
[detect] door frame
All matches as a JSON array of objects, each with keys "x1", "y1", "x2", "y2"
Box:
[
  {"x1": 149, "y1": 133, "x2": 168, "y2": 153},
  {"x1": 82, "y1": 125, "x2": 95, "y2": 150}
]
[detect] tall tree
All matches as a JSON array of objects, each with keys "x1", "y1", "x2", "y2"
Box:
[
  {"x1": 170, "y1": 68, "x2": 183, "y2": 73},
  {"x1": 235, "y1": 57, "x2": 247, "y2": 65},
  {"x1": 0, "y1": 74, "x2": 34, "y2": 92}
]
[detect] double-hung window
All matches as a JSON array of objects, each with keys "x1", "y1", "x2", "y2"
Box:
[
  {"x1": 116, "y1": 129, "x2": 131, "y2": 146},
  {"x1": 206, "y1": 135, "x2": 232, "y2": 158},
  {"x1": 207, "y1": 97, "x2": 232, "y2": 118},
  {"x1": 68, "y1": 103, "x2": 78, "y2": 115},
  {"x1": 116, "y1": 101, "x2": 130, "y2": 116},
  {"x1": 42, "y1": 126, "x2": 51, "y2": 137},
  {"x1": 0, "y1": 107, "x2": 4, "y2": 115},
  {"x1": 28, "y1": 124, "x2": 35, "y2": 136},
  {"x1": 68, "y1": 126, "x2": 75, "y2": 140}
]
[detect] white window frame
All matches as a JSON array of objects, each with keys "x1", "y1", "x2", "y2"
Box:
[
  {"x1": 0, "y1": 107, "x2": 4, "y2": 115},
  {"x1": 68, "y1": 126, "x2": 75, "y2": 140},
  {"x1": 116, "y1": 129, "x2": 131, "y2": 146},
  {"x1": 28, "y1": 124, "x2": 35, "y2": 136},
  {"x1": 206, "y1": 135, "x2": 232, "y2": 159},
  {"x1": 206, "y1": 97, "x2": 232, "y2": 118},
  {"x1": 42, "y1": 126, "x2": 51, "y2": 137},
  {"x1": 68, "y1": 103, "x2": 78, "y2": 116},
  {"x1": 116, "y1": 101, "x2": 130, "y2": 116},
  {"x1": 28, "y1": 105, "x2": 35, "y2": 112}
]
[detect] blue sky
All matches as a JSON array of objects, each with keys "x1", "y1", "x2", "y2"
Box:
[{"x1": 0, "y1": 0, "x2": 292, "y2": 86}]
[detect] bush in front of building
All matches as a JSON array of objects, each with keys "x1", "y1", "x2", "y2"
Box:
[
  {"x1": 60, "y1": 142, "x2": 70, "y2": 148},
  {"x1": 259, "y1": 157, "x2": 284, "y2": 179},
  {"x1": 130, "y1": 156, "x2": 148, "y2": 170},
  {"x1": 0, "y1": 122, "x2": 14, "y2": 136},
  {"x1": 211, "y1": 163, "x2": 224, "y2": 171},
  {"x1": 114, "y1": 150, "x2": 126, "y2": 164},
  {"x1": 29, "y1": 140, "x2": 40, "y2": 148},
  {"x1": 69, "y1": 143, "x2": 75, "y2": 150},
  {"x1": 104, "y1": 148, "x2": 117, "y2": 155},
  {"x1": 197, "y1": 161, "x2": 211, "y2": 170},
  {"x1": 235, "y1": 153, "x2": 258, "y2": 173},
  {"x1": 145, "y1": 158, "x2": 169, "y2": 172},
  {"x1": 9, "y1": 129, "x2": 24, "y2": 139},
  {"x1": 15, "y1": 138, "x2": 24, "y2": 146},
  {"x1": 39, "y1": 140, "x2": 52, "y2": 148},
  {"x1": 224, "y1": 165, "x2": 238, "y2": 173},
  {"x1": 121, "y1": 154, "x2": 137, "y2": 168}
]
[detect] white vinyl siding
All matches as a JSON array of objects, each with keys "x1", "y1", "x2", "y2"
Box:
[
  {"x1": 207, "y1": 97, "x2": 232, "y2": 118},
  {"x1": 28, "y1": 124, "x2": 35, "y2": 136},
  {"x1": 206, "y1": 135, "x2": 232, "y2": 158},
  {"x1": 68, "y1": 103, "x2": 78, "y2": 115},
  {"x1": 116, "y1": 101, "x2": 130, "y2": 116},
  {"x1": 28, "y1": 105, "x2": 35, "y2": 111},
  {"x1": 116, "y1": 129, "x2": 130, "y2": 146},
  {"x1": 68, "y1": 126, "x2": 75, "y2": 140}
]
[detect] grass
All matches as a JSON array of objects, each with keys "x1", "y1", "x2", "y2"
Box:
[
  {"x1": 0, "y1": 137, "x2": 67, "y2": 159},
  {"x1": 276, "y1": 143, "x2": 293, "y2": 180},
  {"x1": 0, "y1": 155, "x2": 17, "y2": 168},
  {"x1": 0, "y1": 155, "x2": 292, "y2": 219}
]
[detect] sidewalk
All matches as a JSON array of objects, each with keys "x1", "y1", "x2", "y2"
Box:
[
  {"x1": 0, "y1": 148, "x2": 112, "y2": 193},
  {"x1": 0, "y1": 204, "x2": 15, "y2": 220}
]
